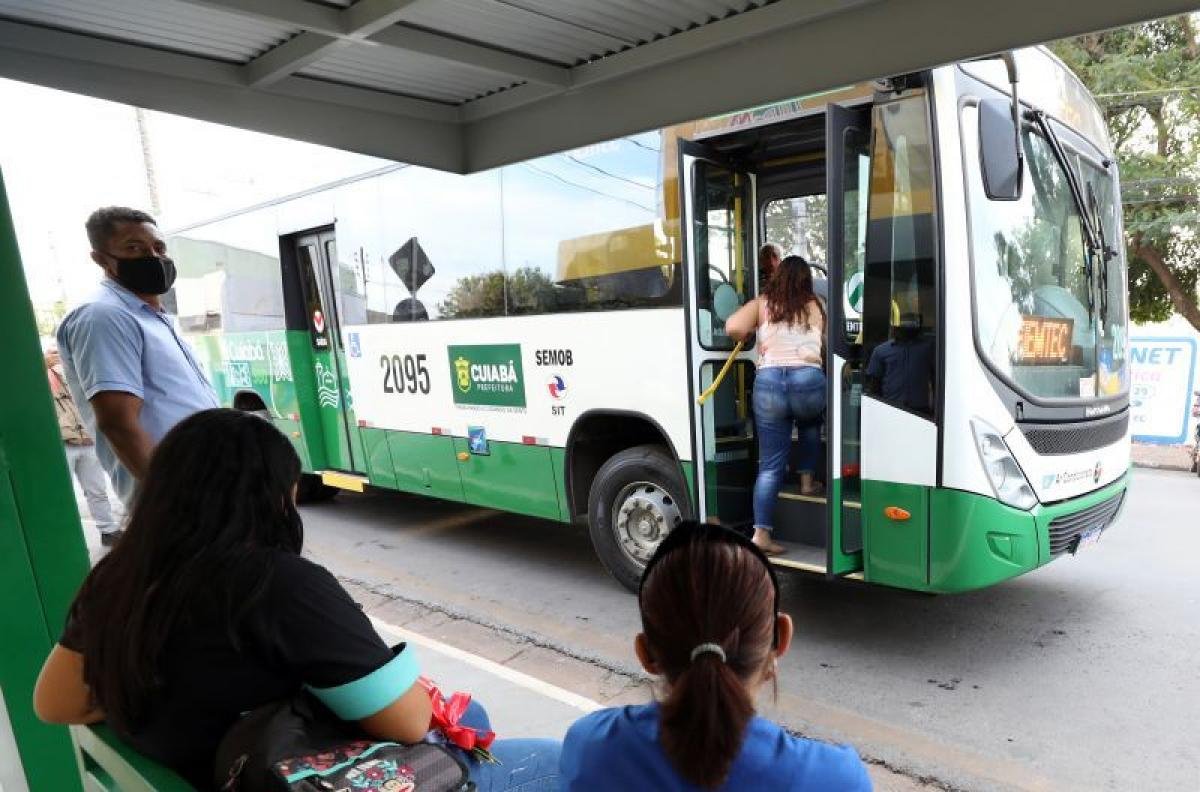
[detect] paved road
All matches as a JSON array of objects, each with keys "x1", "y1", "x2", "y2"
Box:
[{"x1": 299, "y1": 468, "x2": 1200, "y2": 791}]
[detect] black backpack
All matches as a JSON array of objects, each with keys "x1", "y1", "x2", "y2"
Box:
[{"x1": 213, "y1": 691, "x2": 473, "y2": 792}]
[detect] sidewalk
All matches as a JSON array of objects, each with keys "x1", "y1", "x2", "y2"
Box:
[
  {"x1": 348, "y1": 582, "x2": 933, "y2": 792},
  {"x1": 368, "y1": 615, "x2": 597, "y2": 741},
  {"x1": 1131, "y1": 441, "x2": 1195, "y2": 471}
]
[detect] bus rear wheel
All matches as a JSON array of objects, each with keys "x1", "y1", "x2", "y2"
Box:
[
  {"x1": 587, "y1": 445, "x2": 690, "y2": 592},
  {"x1": 297, "y1": 473, "x2": 339, "y2": 504}
]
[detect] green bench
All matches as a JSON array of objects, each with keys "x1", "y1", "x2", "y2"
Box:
[{"x1": 73, "y1": 724, "x2": 193, "y2": 792}]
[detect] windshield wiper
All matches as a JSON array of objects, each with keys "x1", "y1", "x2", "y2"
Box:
[
  {"x1": 1087, "y1": 181, "x2": 1116, "y2": 325},
  {"x1": 1029, "y1": 110, "x2": 1113, "y2": 321}
]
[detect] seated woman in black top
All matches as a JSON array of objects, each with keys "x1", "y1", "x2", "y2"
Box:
[{"x1": 33, "y1": 408, "x2": 559, "y2": 790}]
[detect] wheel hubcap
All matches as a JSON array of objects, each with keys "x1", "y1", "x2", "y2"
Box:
[{"x1": 614, "y1": 481, "x2": 683, "y2": 565}]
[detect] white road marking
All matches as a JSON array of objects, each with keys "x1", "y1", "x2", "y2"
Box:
[{"x1": 369, "y1": 615, "x2": 602, "y2": 714}]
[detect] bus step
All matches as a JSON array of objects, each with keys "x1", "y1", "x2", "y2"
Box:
[
  {"x1": 320, "y1": 470, "x2": 369, "y2": 492},
  {"x1": 769, "y1": 541, "x2": 827, "y2": 573}
]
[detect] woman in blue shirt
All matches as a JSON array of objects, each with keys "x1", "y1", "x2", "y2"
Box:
[{"x1": 560, "y1": 522, "x2": 871, "y2": 790}]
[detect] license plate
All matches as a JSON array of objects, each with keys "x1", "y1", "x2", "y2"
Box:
[{"x1": 1073, "y1": 526, "x2": 1103, "y2": 553}]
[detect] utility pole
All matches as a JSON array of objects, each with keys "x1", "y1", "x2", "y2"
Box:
[{"x1": 134, "y1": 107, "x2": 162, "y2": 217}]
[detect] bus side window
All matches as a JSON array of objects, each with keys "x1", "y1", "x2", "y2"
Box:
[{"x1": 862, "y1": 93, "x2": 939, "y2": 418}]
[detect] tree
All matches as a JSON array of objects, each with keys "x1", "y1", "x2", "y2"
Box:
[
  {"x1": 437, "y1": 266, "x2": 559, "y2": 318},
  {"x1": 1053, "y1": 18, "x2": 1200, "y2": 331},
  {"x1": 34, "y1": 300, "x2": 66, "y2": 338},
  {"x1": 763, "y1": 195, "x2": 828, "y2": 264}
]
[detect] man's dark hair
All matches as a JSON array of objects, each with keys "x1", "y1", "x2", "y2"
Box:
[{"x1": 85, "y1": 206, "x2": 156, "y2": 252}]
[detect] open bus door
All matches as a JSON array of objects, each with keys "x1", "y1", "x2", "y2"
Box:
[
  {"x1": 292, "y1": 229, "x2": 365, "y2": 477},
  {"x1": 824, "y1": 104, "x2": 872, "y2": 576},
  {"x1": 680, "y1": 141, "x2": 758, "y2": 526}
]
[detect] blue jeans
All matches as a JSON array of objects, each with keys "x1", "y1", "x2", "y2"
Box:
[
  {"x1": 752, "y1": 366, "x2": 826, "y2": 533},
  {"x1": 457, "y1": 700, "x2": 561, "y2": 791}
]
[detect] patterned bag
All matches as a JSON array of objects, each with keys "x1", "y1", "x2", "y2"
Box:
[{"x1": 214, "y1": 691, "x2": 472, "y2": 792}]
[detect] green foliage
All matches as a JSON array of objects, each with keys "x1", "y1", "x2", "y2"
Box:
[
  {"x1": 34, "y1": 299, "x2": 66, "y2": 338},
  {"x1": 437, "y1": 266, "x2": 559, "y2": 318},
  {"x1": 1052, "y1": 18, "x2": 1200, "y2": 329},
  {"x1": 763, "y1": 195, "x2": 828, "y2": 263}
]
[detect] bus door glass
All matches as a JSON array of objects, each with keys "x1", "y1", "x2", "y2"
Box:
[
  {"x1": 825, "y1": 104, "x2": 871, "y2": 576},
  {"x1": 857, "y1": 91, "x2": 940, "y2": 589},
  {"x1": 680, "y1": 141, "x2": 757, "y2": 524},
  {"x1": 296, "y1": 231, "x2": 363, "y2": 473}
]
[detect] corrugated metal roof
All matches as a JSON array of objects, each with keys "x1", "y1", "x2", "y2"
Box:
[
  {"x1": 0, "y1": 0, "x2": 1167, "y2": 174},
  {"x1": 0, "y1": 0, "x2": 294, "y2": 62},
  {"x1": 300, "y1": 42, "x2": 520, "y2": 104},
  {"x1": 397, "y1": 0, "x2": 629, "y2": 66},
  {"x1": 398, "y1": 0, "x2": 771, "y2": 66}
]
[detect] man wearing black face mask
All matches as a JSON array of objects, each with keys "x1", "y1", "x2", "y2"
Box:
[{"x1": 56, "y1": 206, "x2": 218, "y2": 509}]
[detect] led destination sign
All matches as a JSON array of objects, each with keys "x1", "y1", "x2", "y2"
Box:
[{"x1": 1017, "y1": 316, "x2": 1073, "y2": 365}]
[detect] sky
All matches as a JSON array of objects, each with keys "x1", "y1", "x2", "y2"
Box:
[
  {"x1": 0, "y1": 77, "x2": 666, "y2": 313},
  {"x1": 0, "y1": 77, "x2": 386, "y2": 307}
]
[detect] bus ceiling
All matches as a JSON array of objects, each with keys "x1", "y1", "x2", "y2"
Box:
[{"x1": 0, "y1": 0, "x2": 1189, "y2": 174}]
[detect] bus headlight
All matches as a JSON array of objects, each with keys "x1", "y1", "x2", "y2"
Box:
[{"x1": 970, "y1": 418, "x2": 1038, "y2": 511}]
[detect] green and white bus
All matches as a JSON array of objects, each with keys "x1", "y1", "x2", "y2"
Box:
[{"x1": 172, "y1": 47, "x2": 1130, "y2": 593}]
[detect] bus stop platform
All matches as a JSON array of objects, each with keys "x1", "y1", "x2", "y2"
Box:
[{"x1": 368, "y1": 615, "x2": 599, "y2": 742}]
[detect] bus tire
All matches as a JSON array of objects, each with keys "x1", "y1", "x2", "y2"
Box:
[
  {"x1": 297, "y1": 473, "x2": 339, "y2": 504},
  {"x1": 587, "y1": 444, "x2": 690, "y2": 593}
]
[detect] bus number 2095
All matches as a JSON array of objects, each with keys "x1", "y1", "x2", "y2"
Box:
[{"x1": 380, "y1": 354, "x2": 431, "y2": 395}]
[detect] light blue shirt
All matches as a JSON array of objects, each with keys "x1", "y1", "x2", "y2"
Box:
[{"x1": 57, "y1": 278, "x2": 219, "y2": 505}]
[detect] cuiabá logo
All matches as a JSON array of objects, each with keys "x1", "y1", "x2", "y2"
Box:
[{"x1": 447, "y1": 344, "x2": 526, "y2": 408}]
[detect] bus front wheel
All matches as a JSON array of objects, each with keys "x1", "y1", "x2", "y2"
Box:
[
  {"x1": 587, "y1": 445, "x2": 690, "y2": 592},
  {"x1": 297, "y1": 473, "x2": 339, "y2": 504}
]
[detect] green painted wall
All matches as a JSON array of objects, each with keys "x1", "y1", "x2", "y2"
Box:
[{"x1": 0, "y1": 168, "x2": 88, "y2": 791}]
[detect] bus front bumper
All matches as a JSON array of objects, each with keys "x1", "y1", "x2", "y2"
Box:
[{"x1": 927, "y1": 474, "x2": 1130, "y2": 594}]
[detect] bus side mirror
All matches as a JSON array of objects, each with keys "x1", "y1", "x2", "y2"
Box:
[{"x1": 980, "y1": 98, "x2": 1023, "y2": 201}]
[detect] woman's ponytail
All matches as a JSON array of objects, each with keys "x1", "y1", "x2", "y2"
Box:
[
  {"x1": 639, "y1": 536, "x2": 778, "y2": 789},
  {"x1": 660, "y1": 652, "x2": 756, "y2": 788}
]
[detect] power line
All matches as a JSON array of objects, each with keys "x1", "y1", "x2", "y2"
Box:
[
  {"x1": 624, "y1": 137, "x2": 660, "y2": 153},
  {"x1": 563, "y1": 153, "x2": 655, "y2": 190},
  {"x1": 521, "y1": 163, "x2": 655, "y2": 213}
]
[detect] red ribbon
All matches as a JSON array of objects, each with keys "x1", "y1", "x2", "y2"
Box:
[{"x1": 419, "y1": 677, "x2": 496, "y2": 752}]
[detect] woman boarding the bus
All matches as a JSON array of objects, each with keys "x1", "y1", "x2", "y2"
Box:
[
  {"x1": 725, "y1": 255, "x2": 827, "y2": 556},
  {"x1": 559, "y1": 522, "x2": 869, "y2": 789},
  {"x1": 33, "y1": 408, "x2": 561, "y2": 790}
]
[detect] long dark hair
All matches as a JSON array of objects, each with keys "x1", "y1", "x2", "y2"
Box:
[
  {"x1": 764, "y1": 254, "x2": 825, "y2": 331},
  {"x1": 639, "y1": 523, "x2": 779, "y2": 788},
  {"x1": 71, "y1": 408, "x2": 303, "y2": 732}
]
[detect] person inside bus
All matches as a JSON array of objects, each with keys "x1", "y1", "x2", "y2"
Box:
[
  {"x1": 32, "y1": 408, "x2": 561, "y2": 791},
  {"x1": 865, "y1": 311, "x2": 935, "y2": 415},
  {"x1": 559, "y1": 521, "x2": 870, "y2": 790},
  {"x1": 725, "y1": 255, "x2": 826, "y2": 556},
  {"x1": 757, "y1": 242, "x2": 782, "y2": 290}
]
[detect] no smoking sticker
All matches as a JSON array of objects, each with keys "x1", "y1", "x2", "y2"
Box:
[{"x1": 313, "y1": 309, "x2": 325, "y2": 334}]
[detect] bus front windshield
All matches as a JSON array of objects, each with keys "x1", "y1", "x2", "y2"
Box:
[{"x1": 966, "y1": 111, "x2": 1129, "y2": 402}]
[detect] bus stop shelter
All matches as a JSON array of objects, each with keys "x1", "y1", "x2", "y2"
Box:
[{"x1": 0, "y1": 1, "x2": 1193, "y2": 789}]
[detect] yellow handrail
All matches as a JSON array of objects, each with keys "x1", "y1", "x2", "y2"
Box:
[{"x1": 696, "y1": 340, "x2": 745, "y2": 404}]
